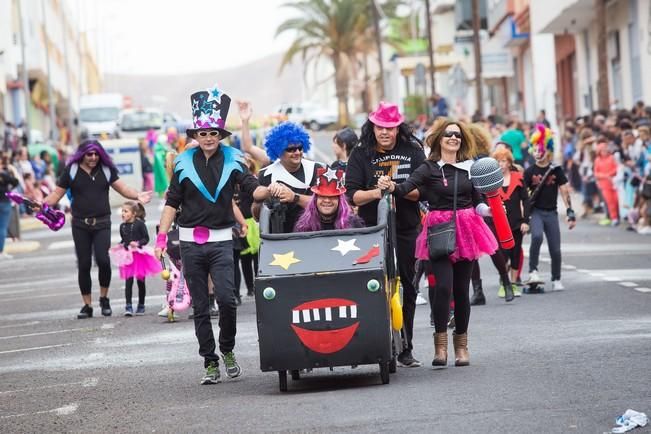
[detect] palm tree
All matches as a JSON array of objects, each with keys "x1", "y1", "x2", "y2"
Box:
[{"x1": 276, "y1": 0, "x2": 404, "y2": 125}]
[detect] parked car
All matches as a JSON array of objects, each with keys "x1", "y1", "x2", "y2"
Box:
[
  {"x1": 274, "y1": 103, "x2": 338, "y2": 131},
  {"x1": 119, "y1": 108, "x2": 163, "y2": 139}
]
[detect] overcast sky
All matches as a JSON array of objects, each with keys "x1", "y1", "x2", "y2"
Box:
[{"x1": 75, "y1": 0, "x2": 294, "y2": 75}]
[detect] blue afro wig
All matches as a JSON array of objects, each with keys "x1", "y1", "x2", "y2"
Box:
[{"x1": 264, "y1": 122, "x2": 311, "y2": 161}]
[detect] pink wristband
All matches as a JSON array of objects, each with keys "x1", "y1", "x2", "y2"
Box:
[{"x1": 155, "y1": 233, "x2": 168, "y2": 250}]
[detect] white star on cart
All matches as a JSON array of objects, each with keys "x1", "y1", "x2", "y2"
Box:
[
  {"x1": 323, "y1": 167, "x2": 338, "y2": 182},
  {"x1": 331, "y1": 239, "x2": 360, "y2": 256}
]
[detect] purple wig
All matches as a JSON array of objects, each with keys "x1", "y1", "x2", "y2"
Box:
[
  {"x1": 294, "y1": 194, "x2": 356, "y2": 232},
  {"x1": 67, "y1": 139, "x2": 117, "y2": 171}
]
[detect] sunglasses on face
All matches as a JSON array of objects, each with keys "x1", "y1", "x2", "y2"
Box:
[
  {"x1": 197, "y1": 130, "x2": 220, "y2": 137},
  {"x1": 86, "y1": 152, "x2": 99, "y2": 157},
  {"x1": 285, "y1": 146, "x2": 303, "y2": 153},
  {"x1": 443, "y1": 131, "x2": 462, "y2": 139}
]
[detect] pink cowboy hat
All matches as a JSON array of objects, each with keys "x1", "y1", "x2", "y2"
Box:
[{"x1": 369, "y1": 101, "x2": 404, "y2": 128}]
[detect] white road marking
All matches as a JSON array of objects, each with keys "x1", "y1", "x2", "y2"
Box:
[
  {"x1": 603, "y1": 277, "x2": 622, "y2": 282},
  {"x1": 0, "y1": 377, "x2": 97, "y2": 395},
  {"x1": 0, "y1": 321, "x2": 40, "y2": 329},
  {"x1": 0, "y1": 275, "x2": 77, "y2": 292},
  {"x1": 0, "y1": 328, "x2": 87, "y2": 340},
  {"x1": 590, "y1": 273, "x2": 605, "y2": 277},
  {"x1": 576, "y1": 269, "x2": 590, "y2": 273},
  {"x1": 0, "y1": 343, "x2": 71, "y2": 355},
  {"x1": 0, "y1": 403, "x2": 79, "y2": 419},
  {"x1": 635, "y1": 287, "x2": 651, "y2": 293},
  {"x1": 562, "y1": 264, "x2": 577, "y2": 270},
  {"x1": 619, "y1": 282, "x2": 638, "y2": 288}
]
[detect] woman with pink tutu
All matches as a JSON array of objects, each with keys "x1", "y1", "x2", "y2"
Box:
[
  {"x1": 378, "y1": 119, "x2": 497, "y2": 368},
  {"x1": 112, "y1": 201, "x2": 161, "y2": 316}
]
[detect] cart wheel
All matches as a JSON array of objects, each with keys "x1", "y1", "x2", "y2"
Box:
[
  {"x1": 379, "y1": 362, "x2": 390, "y2": 385},
  {"x1": 290, "y1": 370, "x2": 300, "y2": 381},
  {"x1": 278, "y1": 370, "x2": 288, "y2": 392},
  {"x1": 389, "y1": 356, "x2": 397, "y2": 374}
]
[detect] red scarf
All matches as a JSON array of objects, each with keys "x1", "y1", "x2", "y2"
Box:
[{"x1": 498, "y1": 171, "x2": 523, "y2": 202}]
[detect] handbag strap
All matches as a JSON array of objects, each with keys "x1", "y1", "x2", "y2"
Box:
[{"x1": 451, "y1": 170, "x2": 458, "y2": 223}]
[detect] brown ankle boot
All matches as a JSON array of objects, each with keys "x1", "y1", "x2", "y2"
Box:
[
  {"x1": 432, "y1": 332, "x2": 448, "y2": 366},
  {"x1": 453, "y1": 333, "x2": 469, "y2": 366}
]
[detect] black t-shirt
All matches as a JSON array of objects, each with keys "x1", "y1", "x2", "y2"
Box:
[
  {"x1": 119, "y1": 219, "x2": 149, "y2": 247},
  {"x1": 57, "y1": 163, "x2": 119, "y2": 219},
  {"x1": 165, "y1": 147, "x2": 259, "y2": 229},
  {"x1": 258, "y1": 160, "x2": 321, "y2": 233},
  {"x1": 394, "y1": 160, "x2": 480, "y2": 210},
  {"x1": 345, "y1": 142, "x2": 425, "y2": 230},
  {"x1": 524, "y1": 164, "x2": 568, "y2": 211}
]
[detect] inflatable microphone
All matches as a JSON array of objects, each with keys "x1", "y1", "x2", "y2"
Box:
[
  {"x1": 469, "y1": 158, "x2": 515, "y2": 249},
  {"x1": 5, "y1": 191, "x2": 66, "y2": 231}
]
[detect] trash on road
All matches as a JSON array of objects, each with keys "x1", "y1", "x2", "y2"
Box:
[{"x1": 611, "y1": 409, "x2": 648, "y2": 433}]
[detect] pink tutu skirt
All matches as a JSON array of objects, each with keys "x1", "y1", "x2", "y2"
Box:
[
  {"x1": 415, "y1": 207, "x2": 498, "y2": 263},
  {"x1": 119, "y1": 247, "x2": 162, "y2": 280}
]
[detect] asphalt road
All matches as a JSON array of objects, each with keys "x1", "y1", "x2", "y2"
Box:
[{"x1": 1, "y1": 134, "x2": 650, "y2": 433}]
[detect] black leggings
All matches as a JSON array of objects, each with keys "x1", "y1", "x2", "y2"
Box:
[
  {"x1": 125, "y1": 278, "x2": 146, "y2": 305},
  {"x1": 72, "y1": 225, "x2": 111, "y2": 295},
  {"x1": 503, "y1": 229, "x2": 523, "y2": 271},
  {"x1": 430, "y1": 258, "x2": 474, "y2": 334},
  {"x1": 239, "y1": 253, "x2": 258, "y2": 294}
]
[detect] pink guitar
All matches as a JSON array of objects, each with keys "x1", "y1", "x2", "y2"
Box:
[{"x1": 5, "y1": 191, "x2": 65, "y2": 231}]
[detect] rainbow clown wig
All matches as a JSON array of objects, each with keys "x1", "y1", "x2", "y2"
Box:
[
  {"x1": 264, "y1": 122, "x2": 311, "y2": 161},
  {"x1": 529, "y1": 123, "x2": 555, "y2": 158}
]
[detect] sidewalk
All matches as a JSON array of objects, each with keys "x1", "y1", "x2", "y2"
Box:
[{"x1": 3, "y1": 217, "x2": 44, "y2": 254}]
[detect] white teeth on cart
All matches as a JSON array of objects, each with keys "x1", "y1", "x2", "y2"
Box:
[{"x1": 292, "y1": 305, "x2": 358, "y2": 323}]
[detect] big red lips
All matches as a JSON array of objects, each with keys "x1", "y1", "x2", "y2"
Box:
[{"x1": 290, "y1": 298, "x2": 359, "y2": 354}]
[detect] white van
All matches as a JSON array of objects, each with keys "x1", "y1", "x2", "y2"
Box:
[
  {"x1": 79, "y1": 93, "x2": 123, "y2": 139},
  {"x1": 275, "y1": 103, "x2": 338, "y2": 131}
]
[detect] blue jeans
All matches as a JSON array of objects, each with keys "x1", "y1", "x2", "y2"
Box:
[{"x1": 0, "y1": 201, "x2": 12, "y2": 253}]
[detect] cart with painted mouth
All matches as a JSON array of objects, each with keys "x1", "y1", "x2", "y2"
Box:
[{"x1": 255, "y1": 195, "x2": 403, "y2": 392}]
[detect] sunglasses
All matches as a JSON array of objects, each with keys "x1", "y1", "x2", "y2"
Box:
[
  {"x1": 443, "y1": 131, "x2": 462, "y2": 139},
  {"x1": 197, "y1": 130, "x2": 220, "y2": 137},
  {"x1": 86, "y1": 152, "x2": 99, "y2": 157},
  {"x1": 285, "y1": 146, "x2": 303, "y2": 153}
]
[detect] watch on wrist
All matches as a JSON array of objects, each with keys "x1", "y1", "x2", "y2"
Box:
[
  {"x1": 292, "y1": 193, "x2": 300, "y2": 204},
  {"x1": 566, "y1": 208, "x2": 576, "y2": 222}
]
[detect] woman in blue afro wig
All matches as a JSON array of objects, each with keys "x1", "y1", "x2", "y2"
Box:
[{"x1": 264, "y1": 122, "x2": 311, "y2": 161}]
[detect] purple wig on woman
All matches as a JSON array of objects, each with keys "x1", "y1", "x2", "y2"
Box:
[{"x1": 66, "y1": 139, "x2": 117, "y2": 171}]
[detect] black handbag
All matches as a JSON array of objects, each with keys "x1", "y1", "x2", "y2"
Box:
[{"x1": 427, "y1": 170, "x2": 458, "y2": 261}]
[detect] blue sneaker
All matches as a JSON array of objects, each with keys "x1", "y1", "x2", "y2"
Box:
[
  {"x1": 135, "y1": 304, "x2": 145, "y2": 316},
  {"x1": 124, "y1": 304, "x2": 133, "y2": 317}
]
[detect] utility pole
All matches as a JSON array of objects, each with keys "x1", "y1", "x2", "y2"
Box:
[
  {"x1": 595, "y1": 0, "x2": 610, "y2": 110},
  {"x1": 371, "y1": 0, "x2": 385, "y2": 99},
  {"x1": 471, "y1": 0, "x2": 483, "y2": 117},
  {"x1": 424, "y1": 0, "x2": 436, "y2": 96},
  {"x1": 17, "y1": 0, "x2": 30, "y2": 145},
  {"x1": 41, "y1": 0, "x2": 57, "y2": 142},
  {"x1": 61, "y1": 6, "x2": 75, "y2": 146}
]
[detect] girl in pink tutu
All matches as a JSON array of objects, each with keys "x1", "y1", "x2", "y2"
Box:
[
  {"x1": 378, "y1": 119, "x2": 497, "y2": 368},
  {"x1": 117, "y1": 201, "x2": 161, "y2": 316}
]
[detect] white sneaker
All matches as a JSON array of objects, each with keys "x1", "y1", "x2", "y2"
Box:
[
  {"x1": 157, "y1": 306, "x2": 169, "y2": 317},
  {"x1": 527, "y1": 270, "x2": 543, "y2": 284},
  {"x1": 415, "y1": 293, "x2": 428, "y2": 305},
  {"x1": 551, "y1": 280, "x2": 565, "y2": 291}
]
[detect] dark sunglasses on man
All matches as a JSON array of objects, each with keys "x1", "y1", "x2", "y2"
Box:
[
  {"x1": 285, "y1": 145, "x2": 303, "y2": 153},
  {"x1": 197, "y1": 130, "x2": 220, "y2": 137}
]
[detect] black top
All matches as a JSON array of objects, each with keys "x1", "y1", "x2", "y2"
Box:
[
  {"x1": 165, "y1": 147, "x2": 260, "y2": 229},
  {"x1": 394, "y1": 160, "x2": 480, "y2": 210},
  {"x1": 524, "y1": 164, "x2": 568, "y2": 211},
  {"x1": 0, "y1": 170, "x2": 19, "y2": 202},
  {"x1": 502, "y1": 174, "x2": 529, "y2": 230},
  {"x1": 235, "y1": 186, "x2": 254, "y2": 219},
  {"x1": 119, "y1": 219, "x2": 149, "y2": 247},
  {"x1": 345, "y1": 142, "x2": 425, "y2": 230},
  {"x1": 57, "y1": 163, "x2": 119, "y2": 219},
  {"x1": 330, "y1": 160, "x2": 347, "y2": 171},
  {"x1": 258, "y1": 162, "x2": 321, "y2": 233}
]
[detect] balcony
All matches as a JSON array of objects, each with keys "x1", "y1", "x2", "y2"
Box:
[{"x1": 531, "y1": 0, "x2": 594, "y2": 34}]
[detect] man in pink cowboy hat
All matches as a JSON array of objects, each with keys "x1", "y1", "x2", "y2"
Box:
[{"x1": 345, "y1": 101, "x2": 426, "y2": 367}]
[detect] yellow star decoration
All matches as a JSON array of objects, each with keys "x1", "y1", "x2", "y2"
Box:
[{"x1": 269, "y1": 251, "x2": 301, "y2": 270}]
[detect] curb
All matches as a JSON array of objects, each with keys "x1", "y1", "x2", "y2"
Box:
[{"x1": 4, "y1": 240, "x2": 41, "y2": 254}]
